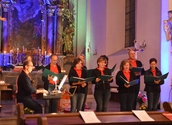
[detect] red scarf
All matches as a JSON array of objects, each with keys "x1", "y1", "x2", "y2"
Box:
[
  {"x1": 74, "y1": 68, "x2": 82, "y2": 78},
  {"x1": 123, "y1": 70, "x2": 130, "y2": 81},
  {"x1": 151, "y1": 69, "x2": 156, "y2": 77},
  {"x1": 97, "y1": 67, "x2": 105, "y2": 75}
]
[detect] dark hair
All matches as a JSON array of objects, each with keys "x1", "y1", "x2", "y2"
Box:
[
  {"x1": 168, "y1": 10, "x2": 172, "y2": 14},
  {"x1": 50, "y1": 54, "x2": 58, "y2": 59},
  {"x1": 120, "y1": 59, "x2": 131, "y2": 71},
  {"x1": 100, "y1": 55, "x2": 108, "y2": 61},
  {"x1": 149, "y1": 58, "x2": 157, "y2": 64},
  {"x1": 99, "y1": 55, "x2": 108, "y2": 67},
  {"x1": 23, "y1": 60, "x2": 31, "y2": 69},
  {"x1": 72, "y1": 58, "x2": 82, "y2": 67}
]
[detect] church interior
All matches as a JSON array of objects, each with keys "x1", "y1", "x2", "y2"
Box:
[{"x1": 0, "y1": 0, "x2": 172, "y2": 124}]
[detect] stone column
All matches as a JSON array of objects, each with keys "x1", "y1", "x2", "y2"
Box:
[
  {"x1": 46, "y1": 6, "x2": 56, "y2": 54},
  {"x1": 1, "y1": 2, "x2": 10, "y2": 52},
  {"x1": 40, "y1": 4, "x2": 47, "y2": 55},
  {"x1": 55, "y1": 6, "x2": 64, "y2": 55}
]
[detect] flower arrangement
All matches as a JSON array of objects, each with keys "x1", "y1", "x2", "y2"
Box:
[
  {"x1": 24, "y1": 107, "x2": 34, "y2": 114},
  {"x1": 138, "y1": 91, "x2": 147, "y2": 104},
  {"x1": 137, "y1": 91, "x2": 147, "y2": 110},
  {"x1": 139, "y1": 105, "x2": 147, "y2": 110}
]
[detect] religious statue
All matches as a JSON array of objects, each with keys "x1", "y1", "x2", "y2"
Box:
[
  {"x1": 63, "y1": 27, "x2": 74, "y2": 54},
  {"x1": 164, "y1": 10, "x2": 172, "y2": 41}
]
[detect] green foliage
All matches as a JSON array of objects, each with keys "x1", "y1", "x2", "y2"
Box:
[{"x1": 61, "y1": 1, "x2": 75, "y2": 54}]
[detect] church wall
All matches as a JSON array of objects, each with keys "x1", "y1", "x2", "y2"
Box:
[
  {"x1": 73, "y1": 0, "x2": 87, "y2": 56},
  {"x1": 81, "y1": 0, "x2": 171, "y2": 104},
  {"x1": 85, "y1": 0, "x2": 126, "y2": 72},
  {"x1": 136, "y1": 0, "x2": 162, "y2": 91},
  {"x1": 160, "y1": 0, "x2": 172, "y2": 103},
  {"x1": 86, "y1": 0, "x2": 107, "y2": 69}
]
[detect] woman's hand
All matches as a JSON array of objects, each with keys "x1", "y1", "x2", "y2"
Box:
[
  {"x1": 154, "y1": 79, "x2": 161, "y2": 84},
  {"x1": 81, "y1": 82, "x2": 87, "y2": 88},
  {"x1": 124, "y1": 83, "x2": 130, "y2": 88},
  {"x1": 135, "y1": 72, "x2": 141, "y2": 76},
  {"x1": 95, "y1": 78, "x2": 101, "y2": 82},
  {"x1": 108, "y1": 77, "x2": 113, "y2": 82}
]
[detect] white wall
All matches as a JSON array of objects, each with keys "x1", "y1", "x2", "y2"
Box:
[
  {"x1": 86, "y1": 0, "x2": 126, "y2": 77},
  {"x1": 136, "y1": 0, "x2": 162, "y2": 91},
  {"x1": 73, "y1": 0, "x2": 87, "y2": 56}
]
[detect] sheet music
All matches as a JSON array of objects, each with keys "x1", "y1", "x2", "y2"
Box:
[
  {"x1": 79, "y1": 111, "x2": 101, "y2": 123},
  {"x1": 132, "y1": 110, "x2": 154, "y2": 121}
]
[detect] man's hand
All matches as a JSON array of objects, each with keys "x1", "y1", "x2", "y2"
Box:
[{"x1": 48, "y1": 75, "x2": 53, "y2": 81}]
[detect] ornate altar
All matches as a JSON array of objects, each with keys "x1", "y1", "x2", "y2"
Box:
[
  {"x1": 0, "y1": 0, "x2": 76, "y2": 71},
  {"x1": 0, "y1": 0, "x2": 75, "y2": 67}
]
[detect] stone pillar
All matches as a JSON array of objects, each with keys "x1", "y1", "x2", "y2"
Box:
[
  {"x1": 55, "y1": 7, "x2": 64, "y2": 55},
  {"x1": 1, "y1": 2, "x2": 10, "y2": 52},
  {"x1": 40, "y1": 4, "x2": 47, "y2": 55},
  {"x1": 46, "y1": 6, "x2": 56, "y2": 54}
]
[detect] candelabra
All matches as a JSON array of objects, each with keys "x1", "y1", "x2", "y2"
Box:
[{"x1": 50, "y1": 76, "x2": 60, "y2": 95}]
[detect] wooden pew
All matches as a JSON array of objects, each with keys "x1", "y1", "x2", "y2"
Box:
[
  {"x1": 17, "y1": 103, "x2": 172, "y2": 125},
  {"x1": 163, "y1": 101, "x2": 172, "y2": 112},
  {"x1": 37, "y1": 116, "x2": 48, "y2": 125}
]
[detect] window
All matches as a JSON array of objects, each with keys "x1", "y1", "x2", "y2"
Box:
[{"x1": 125, "y1": 0, "x2": 135, "y2": 47}]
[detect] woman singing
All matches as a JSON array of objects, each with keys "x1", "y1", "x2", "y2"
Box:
[
  {"x1": 68, "y1": 58, "x2": 88, "y2": 112},
  {"x1": 144, "y1": 58, "x2": 164, "y2": 111},
  {"x1": 92, "y1": 56, "x2": 113, "y2": 112},
  {"x1": 116, "y1": 59, "x2": 137, "y2": 111}
]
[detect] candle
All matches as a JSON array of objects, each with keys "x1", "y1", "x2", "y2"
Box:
[
  {"x1": 45, "y1": 51, "x2": 47, "y2": 56},
  {"x1": 4, "y1": 51, "x2": 6, "y2": 54}
]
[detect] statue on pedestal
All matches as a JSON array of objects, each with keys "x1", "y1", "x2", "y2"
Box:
[
  {"x1": 63, "y1": 27, "x2": 73, "y2": 54},
  {"x1": 164, "y1": 10, "x2": 172, "y2": 42}
]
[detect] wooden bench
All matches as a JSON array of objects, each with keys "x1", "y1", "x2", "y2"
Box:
[
  {"x1": 17, "y1": 103, "x2": 172, "y2": 125},
  {"x1": 163, "y1": 101, "x2": 172, "y2": 112}
]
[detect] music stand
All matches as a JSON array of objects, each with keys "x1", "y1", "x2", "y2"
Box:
[{"x1": 69, "y1": 86, "x2": 77, "y2": 97}]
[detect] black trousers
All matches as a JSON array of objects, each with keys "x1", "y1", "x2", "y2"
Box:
[
  {"x1": 133, "y1": 84, "x2": 140, "y2": 110},
  {"x1": 17, "y1": 96, "x2": 42, "y2": 114},
  {"x1": 118, "y1": 93, "x2": 135, "y2": 111},
  {"x1": 81, "y1": 86, "x2": 88, "y2": 111}
]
